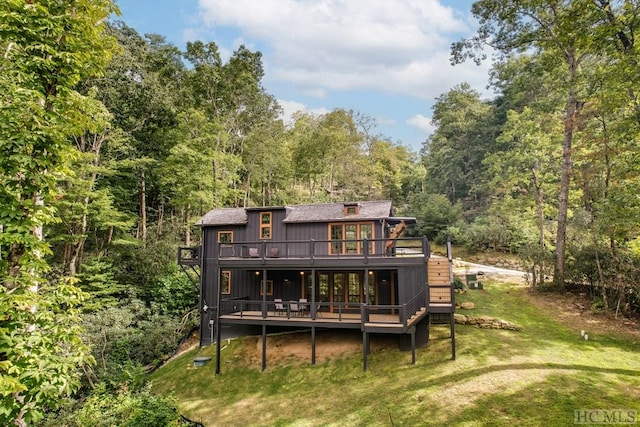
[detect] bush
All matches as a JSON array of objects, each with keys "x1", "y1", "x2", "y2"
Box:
[
  {"x1": 40, "y1": 384, "x2": 184, "y2": 427},
  {"x1": 407, "y1": 192, "x2": 462, "y2": 240},
  {"x1": 82, "y1": 300, "x2": 184, "y2": 383},
  {"x1": 151, "y1": 265, "x2": 198, "y2": 316}
]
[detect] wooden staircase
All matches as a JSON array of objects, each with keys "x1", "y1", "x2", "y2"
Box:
[{"x1": 427, "y1": 242, "x2": 456, "y2": 360}]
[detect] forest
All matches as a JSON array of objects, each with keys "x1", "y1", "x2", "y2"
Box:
[{"x1": 1, "y1": 1, "x2": 640, "y2": 425}]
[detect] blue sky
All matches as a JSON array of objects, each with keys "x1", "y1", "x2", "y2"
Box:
[{"x1": 114, "y1": 0, "x2": 493, "y2": 152}]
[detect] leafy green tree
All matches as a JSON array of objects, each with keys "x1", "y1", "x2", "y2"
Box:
[
  {"x1": 0, "y1": 0, "x2": 117, "y2": 423},
  {"x1": 452, "y1": 0, "x2": 597, "y2": 285},
  {"x1": 407, "y1": 193, "x2": 462, "y2": 241},
  {"x1": 422, "y1": 83, "x2": 495, "y2": 209},
  {"x1": 242, "y1": 119, "x2": 292, "y2": 206}
]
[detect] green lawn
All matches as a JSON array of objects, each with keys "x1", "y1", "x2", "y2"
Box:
[{"x1": 150, "y1": 282, "x2": 640, "y2": 426}]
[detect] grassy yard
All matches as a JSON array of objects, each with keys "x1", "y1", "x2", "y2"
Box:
[{"x1": 150, "y1": 281, "x2": 640, "y2": 426}]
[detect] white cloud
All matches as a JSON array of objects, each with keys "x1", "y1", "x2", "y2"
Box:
[
  {"x1": 406, "y1": 114, "x2": 435, "y2": 135},
  {"x1": 277, "y1": 99, "x2": 331, "y2": 125},
  {"x1": 196, "y1": 0, "x2": 490, "y2": 99},
  {"x1": 277, "y1": 99, "x2": 306, "y2": 125}
]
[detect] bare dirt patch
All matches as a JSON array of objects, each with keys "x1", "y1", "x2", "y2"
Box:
[
  {"x1": 236, "y1": 330, "x2": 398, "y2": 366},
  {"x1": 524, "y1": 289, "x2": 640, "y2": 342}
]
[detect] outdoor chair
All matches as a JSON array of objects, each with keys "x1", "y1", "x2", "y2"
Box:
[
  {"x1": 274, "y1": 298, "x2": 286, "y2": 316},
  {"x1": 289, "y1": 302, "x2": 300, "y2": 317},
  {"x1": 299, "y1": 298, "x2": 308, "y2": 316}
]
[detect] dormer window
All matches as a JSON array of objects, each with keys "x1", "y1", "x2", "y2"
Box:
[{"x1": 344, "y1": 203, "x2": 359, "y2": 215}]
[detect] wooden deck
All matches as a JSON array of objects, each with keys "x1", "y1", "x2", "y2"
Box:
[{"x1": 219, "y1": 308, "x2": 428, "y2": 332}]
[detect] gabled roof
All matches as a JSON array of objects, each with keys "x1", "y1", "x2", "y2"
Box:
[
  {"x1": 196, "y1": 207, "x2": 247, "y2": 226},
  {"x1": 196, "y1": 200, "x2": 413, "y2": 226},
  {"x1": 283, "y1": 200, "x2": 392, "y2": 223}
]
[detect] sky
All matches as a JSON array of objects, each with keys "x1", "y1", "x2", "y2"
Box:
[{"x1": 114, "y1": 0, "x2": 494, "y2": 152}]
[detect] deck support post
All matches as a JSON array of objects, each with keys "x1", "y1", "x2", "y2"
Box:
[
  {"x1": 362, "y1": 330, "x2": 368, "y2": 371},
  {"x1": 311, "y1": 326, "x2": 316, "y2": 365},
  {"x1": 261, "y1": 324, "x2": 267, "y2": 371},
  {"x1": 411, "y1": 327, "x2": 416, "y2": 365},
  {"x1": 426, "y1": 315, "x2": 430, "y2": 345},
  {"x1": 450, "y1": 313, "x2": 456, "y2": 360},
  {"x1": 215, "y1": 315, "x2": 221, "y2": 375}
]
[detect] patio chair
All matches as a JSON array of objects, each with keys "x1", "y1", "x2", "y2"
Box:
[
  {"x1": 299, "y1": 298, "x2": 308, "y2": 316},
  {"x1": 274, "y1": 298, "x2": 286, "y2": 316},
  {"x1": 289, "y1": 302, "x2": 300, "y2": 317}
]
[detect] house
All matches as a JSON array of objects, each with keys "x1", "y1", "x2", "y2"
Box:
[{"x1": 178, "y1": 200, "x2": 455, "y2": 372}]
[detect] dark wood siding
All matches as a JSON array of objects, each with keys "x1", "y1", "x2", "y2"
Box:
[{"x1": 397, "y1": 265, "x2": 426, "y2": 305}]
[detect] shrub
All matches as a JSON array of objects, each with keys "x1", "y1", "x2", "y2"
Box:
[
  {"x1": 151, "y1": 265, "x2": 198, "y2": 316},
  {"x1": 40, "y1": 384, "x2": 184, "y2": 427}
]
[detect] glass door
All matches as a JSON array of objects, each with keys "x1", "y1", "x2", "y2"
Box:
[
  {"x1": 331, "y1": 273, "x2": 345, "y2": 312},
  {"x1": 347, "y1": 272, "x2": 361, "y2": 305}
]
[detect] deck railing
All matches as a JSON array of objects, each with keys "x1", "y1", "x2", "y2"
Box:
[
  {"x1": 216, "y1": 237, "x2": 429, "y2": 261},
  {"x1": 361, "y1": 287, "x2": 427, "y2": 330},
  {"x1": 220, "y1": 299, "x2": 395, "y2": 322}
]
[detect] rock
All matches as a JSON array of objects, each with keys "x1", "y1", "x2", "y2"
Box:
[
  {"x1": 454, "y1": 313, "x2": 468, "y2": 324},
  {"x1": 460, "y1": 302, "x2": 475, "y2": 310}
]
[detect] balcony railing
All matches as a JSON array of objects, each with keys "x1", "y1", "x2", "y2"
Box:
[
  {"x1": 216, "y1": 237, "x2": 430, "y2": 261},
  {"x1": 219, "y1": 289, "x2": 428, "y2": 332},
  {"x1": 362, "y1": 288, "x2": 427, "y2": 330}
]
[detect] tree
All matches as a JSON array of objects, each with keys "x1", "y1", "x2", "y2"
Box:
[
  {"x1": 421, "y1": 83, "x2": 495, "y2": 209},
  {"x1": 452, "y1": 0, "x2": 597, "y2": 286},
  {"x1": 0, "y1": 0, "x2": 117, "y2": 424}
]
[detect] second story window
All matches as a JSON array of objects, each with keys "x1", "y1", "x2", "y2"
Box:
[
  {"x1": 260, "y1": 212, "x2": 272, "y2": 239},
  {"x1": 329, "y1": 222, "x2": 374, "y2": 255},
  {"x1": 218, "y1": 231, "x2": 233, "y2": 244}
]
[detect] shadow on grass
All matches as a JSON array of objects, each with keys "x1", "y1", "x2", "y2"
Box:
[
  {"x1": 444, "y1": 372, "x2": 640, "y2": 427},
  {"x1": 409, "y1": 361, "x2": 640, "y2": 391}
]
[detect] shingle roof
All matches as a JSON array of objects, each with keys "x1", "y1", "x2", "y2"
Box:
[
  {"x1": 196, "y1": 200, "x2": 407, "y2": 226},
  {"x1": 196, "y1": 207, "x2": 248, "y2": 226},
  {"x1": 283, "y1": 200, "x2": 393, "y2": 223}
]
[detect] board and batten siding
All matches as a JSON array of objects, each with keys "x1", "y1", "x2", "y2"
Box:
[{"x1": 397, "y1": 265, "x2": 427, "y2": 306}]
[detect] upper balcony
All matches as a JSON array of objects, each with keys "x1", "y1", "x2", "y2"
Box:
[{"x1": 178, "y1": 237, "x2": 430, "y2": 268}]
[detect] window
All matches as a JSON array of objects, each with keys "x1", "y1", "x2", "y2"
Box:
[
  {"x1": 343, "y1": 203, "x2": 359, "y2": 215},
  {"x1": 328, "y1": 222, "x2": 375, "y2": 255},
  {"x1": 348, "y1": 273, "x2": 361, "y2": 304},
  {"x1": 260, "y1": 280, "x2": 273, "y2": 296},
  {"x1": 218, "y1": 231, "x2": 233, "y2": 244},
  {"x1": 221, "y1": 271, "x2": 231, "y2": 295},
  {"x1": 260, "y1": 212, "x2": 272, "y2": 239},
  {"x1": 330, "y1": 224, "x2": 343, "y2": 254}
]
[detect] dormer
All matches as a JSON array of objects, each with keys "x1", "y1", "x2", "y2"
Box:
[{"x1": 343, "y1": 202, "x2": 359, "y2": 216}]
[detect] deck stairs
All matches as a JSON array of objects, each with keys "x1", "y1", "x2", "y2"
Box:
[{"x1": 426, "y1": 243, "x2": 456, "y2": 360}]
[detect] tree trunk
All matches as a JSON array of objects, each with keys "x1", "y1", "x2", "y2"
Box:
[
  {"x1": 553, "y1": 54, "x2": 579, "y2": 288},
  {"x1": 185, "y1": 204, "x2": 191, "y2": 247},
  {"x1": 532, "y1": 160, "x2": 545, "y2": 286},
  {"x1": 157, "y1": 201, "x2": 164, "y2": 237},
  {"x1": 139, "y1": 170, "x2": 147, "y2": 245}
]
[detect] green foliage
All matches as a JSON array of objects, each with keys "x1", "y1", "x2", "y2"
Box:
[
  {"x1": 0, "y1": 0, "x2": 118, "y2": 424},
  {"x1": 40, "y1": 384, "x2": 183, "y2": 427},
  {"x1": 447, "y1": 209, "x2": 539, "y2": 254},
  {"x1": 0, "y1": 279, "x2": 94, "y2": 425},
  {"x1": 407, "y1": 192, "x2": 462, "y2": 240},
  {"x1": 151, "y1": 266, "x2": 197, "y2": 316},
  {"x1": 81, "y1": 300, "x2": 185, "y2": 383},
  {"x1": 422, "y1": 83, "x2": 497, "y2": 208},
  {"x1": 76, "y1": 257, "x2": 127, "y2": 311},
  {"x1": 114, "y1": 236, "x2": 180, "y2": 301}
]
